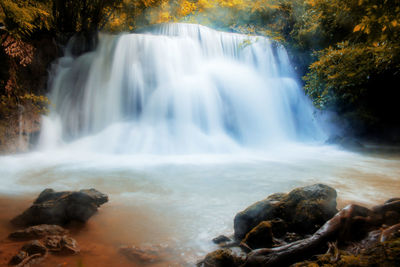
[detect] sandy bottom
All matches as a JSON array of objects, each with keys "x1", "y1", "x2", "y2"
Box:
[{"x1": 0, "y1": 196, "x2": 183, "y2": 267}]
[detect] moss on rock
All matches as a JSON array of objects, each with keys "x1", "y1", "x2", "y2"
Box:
[
  {"x1": 199, "y1": 249, "x2": 244, "y2": 267},
  {"x1": 242, "y1": 221, "x2": 273, "y2": 249},
  {"x1": 234, "y1": 184, "x2": 338, "y2": 240}
]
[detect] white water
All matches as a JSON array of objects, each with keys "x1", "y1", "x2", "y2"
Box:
[
  {"x1": 40, "y1": 23, "x2": 324, "y2": 153},
  {"x1": 1, "y1": 24, "x2": 400, "y2": 265}
]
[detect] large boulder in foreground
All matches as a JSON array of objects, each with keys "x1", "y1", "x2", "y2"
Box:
[
  {"x1": 234, "y1": 184, "x2": 337, "y2": 240},
  {"x1": 11, "y1": 188, "x2": 108, "y2": 226}
]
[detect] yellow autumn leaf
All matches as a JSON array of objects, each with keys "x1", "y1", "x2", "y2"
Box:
[
  {"x1": 353, "y1": 24, "x2": 362, "y2": 32},
  {"x1": 197, "y1": 0, "x2": 214, "y2": 11}
]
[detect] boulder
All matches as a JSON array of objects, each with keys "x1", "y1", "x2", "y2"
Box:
[
  {"x1": 9, "y1": 224, "x2": 68, "y2": 240},
  {"x1": 11, "y1": 188, "x2": 108, "y2": 226},
  {"x1": 234, "y1": 184, "x2": 337, "y2": 240},
  {"x1": 241, "y1": 221, "x2": 273, "y2": 249}
]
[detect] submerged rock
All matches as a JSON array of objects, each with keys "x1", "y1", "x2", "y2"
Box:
[
  {"x1": 8, "y1": 251, "x2": 28, "y2": 265},
  {"x1": 21, "y1": 240, "x2": 47, "y2": 255},
  {"x1": 212, "y1": 235, "x2": 232, "y2": 245},
  {"x1": 119, "y1": 244, "x2": 169, "y2": 264},
  {"x1": 8, "y1": 231, "x2": 79, "y2": 266},
  {"x1": 9, "y1": 224, "x2": 68, "y2": 240},
  {"x1": 234, "y1": 184, "x2": 337, "y2": 240},
  {"x1": 44, "y1": 235, "x2": 80, "y2": 254},
  {"x1": 9, "y1": 240, "x2": 47, "y2": 266},
  {"x1": 11, "y1": 188, "x2": 108, "y2": 226}
]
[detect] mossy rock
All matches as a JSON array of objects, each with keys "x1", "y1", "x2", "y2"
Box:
[
  {"x1": 199, "y1": 249, "x2": 244, "y2": 267},
  {"x1": 234, "y1": 184, "x2": 337, "y2": 240},
  {"x1": 242, "y1": 221, "x2": 273, "y2": 249}
]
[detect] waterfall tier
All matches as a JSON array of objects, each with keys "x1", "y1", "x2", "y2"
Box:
[{"x1": 40, "y1": 23, "x2": 324, "y2": 153}]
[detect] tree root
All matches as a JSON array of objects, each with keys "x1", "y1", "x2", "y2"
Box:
[{"x1": 243, "y1": 201, "x2": 400, "y2": 267}]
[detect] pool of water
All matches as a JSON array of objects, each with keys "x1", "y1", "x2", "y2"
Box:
[{"x1": 1, "y1": 144, "x2": 399, "y2": 264}]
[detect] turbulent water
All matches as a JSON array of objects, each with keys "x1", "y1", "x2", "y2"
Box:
[
  {"x1": 1, "y1": 24, "x2": 400, "y2": 265},
  {"x1": 40, "y1": 23, "x2": 324, "y2": 153}
]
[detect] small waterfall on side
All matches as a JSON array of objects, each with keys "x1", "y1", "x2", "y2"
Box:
[{"x1": 40, "y1": 23, "x2": 325, "y2": 154}]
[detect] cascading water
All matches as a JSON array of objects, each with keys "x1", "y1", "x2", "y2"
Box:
[{"x1": 40, "y1": 23, "x2": 325, "y2": 153}]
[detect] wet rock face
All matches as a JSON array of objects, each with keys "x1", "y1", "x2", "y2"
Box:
[
  {"x1": 234, "y1": 184, "x2": 337, "y2": 240},
  {"x1": 11, "y1": 188, "x2": 108, "y2": 226}
]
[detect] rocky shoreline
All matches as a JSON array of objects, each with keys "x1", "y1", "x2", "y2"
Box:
[
  {"x1": 1, "y1": 185, "x2": 399, "y2": 266},
  {"x1": 2, "y1": 188, "x2": 108, "y2": 266},
  {"x1": 198, "y1": 184, "x2": 400, "y2": 267}
]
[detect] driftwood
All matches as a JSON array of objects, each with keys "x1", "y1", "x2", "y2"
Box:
[{"x1": 243, "y1": 201, "x2": 400, "y2": 267}]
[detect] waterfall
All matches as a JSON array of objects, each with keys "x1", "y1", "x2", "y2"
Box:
[{"x1": 40, "y1": 23, "x2": 325, "y2": 154}]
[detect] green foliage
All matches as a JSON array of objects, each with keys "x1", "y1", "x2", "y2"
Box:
[
  {"x1": 300, "y1": 0, "x2": 400, "y2": 135},
  {"x1": 305, "y1": 41, "x2": 400, "y2": 109}
]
